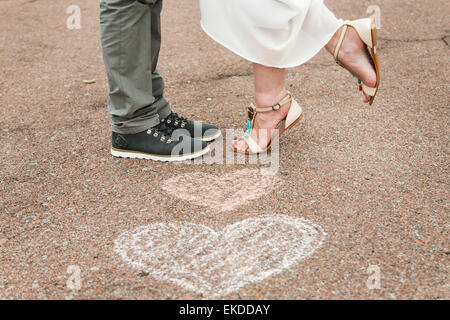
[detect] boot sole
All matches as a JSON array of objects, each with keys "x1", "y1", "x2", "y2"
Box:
[
  {"x1": 110, "y1": 146, "x2": 210, "y2": 162},
  {"x1": 197, "y1": 130, "x2": 222, "y2": 142}
]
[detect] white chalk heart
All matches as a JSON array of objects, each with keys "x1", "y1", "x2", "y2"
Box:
[
  {"x1": 161, "y1": 169, "x2": 282, "y2": 212},
  {"x1": 114, "y1": 215, "x2": 325, "y2": 298}
]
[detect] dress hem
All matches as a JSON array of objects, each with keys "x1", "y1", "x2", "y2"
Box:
[{"x1": 200, "y1": 19, "x2": 343, "y2": 69}]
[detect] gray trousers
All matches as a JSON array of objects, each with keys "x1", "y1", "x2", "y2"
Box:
[{"x1": 100, "y1": 0, "x2": 171, "y2": 134}]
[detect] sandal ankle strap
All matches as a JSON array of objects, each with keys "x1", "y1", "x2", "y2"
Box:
[
  {"x1": 246, "y1": 92, "x2": 295, "y2": 140},
  {"x1": 248, "y1": 92, "x2": 293, "y2": 118}
]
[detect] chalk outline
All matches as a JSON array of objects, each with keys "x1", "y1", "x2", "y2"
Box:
[
  {"x1": 114, "y1": 215, "x2": 326, "y2": 298},
  {"x1": 161, "y1": 168, "x2": 282, "y2": 213}
]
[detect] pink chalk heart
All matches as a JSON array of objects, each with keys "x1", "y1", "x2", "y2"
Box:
[
  {"x1": 161, "y1": 169, "x2": 282, "y2": 212},
  {"x1": 114, "y1": 215, "x2": 326, "y2": 298}
]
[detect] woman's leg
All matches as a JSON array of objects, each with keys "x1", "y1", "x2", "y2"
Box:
[
  {"x1": 233, "y1": 64, "x2": 292, "y2": 152},
  {"x1": 233, "y1": 22, "x2": 378, "y2": 152},
  {"x1": 325, "y1": 26, "x2": 377, "y2": 103}
]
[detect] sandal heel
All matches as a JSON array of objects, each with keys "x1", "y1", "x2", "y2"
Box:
[{"x1": 234, "y1": 92, "x2": 303, "y2": 155}]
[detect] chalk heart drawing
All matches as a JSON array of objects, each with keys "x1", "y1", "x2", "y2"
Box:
[
  {"x1": 161, "y1": 168, "x2": 282, "y2": 212},
  {"x1": 114, "y1": 215, "x2": 325, "y2": 298}
]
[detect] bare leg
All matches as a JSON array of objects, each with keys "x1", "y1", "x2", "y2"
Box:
[
  {"x1": 232, "y1": 64, "x2": 292, "y2": 153},
  {"x1": 325, "y1": 26, "x2": 377, "y2": 103},
  {"x1": 233, "y1": 24, "x2": 378, "y2": 152}
]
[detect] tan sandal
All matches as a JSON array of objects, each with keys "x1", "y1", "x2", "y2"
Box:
[
  {"x1": 233, "y1": 92, "x2": 303, "y2": 155},
  {"x1": 334, "y1": 18, "x2": 381, "y2": 106}
]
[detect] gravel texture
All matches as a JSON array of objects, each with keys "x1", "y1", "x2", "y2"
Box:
[{"x1": 0, "y1": 0, "x2": 448, "y2": 299}]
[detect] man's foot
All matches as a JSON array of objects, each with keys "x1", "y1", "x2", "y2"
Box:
[
  {"x1": 161, "y1": 112, "x2": 221, "y2": 142},
  {"x1": 232, "y1": 90, "x2": 292, "y2": 153},
  {"x1": 326, "y1": 25, "x2": 377, "y2": 103},
  {"x1": 111, "y1": 122, "x2": 210, "y2": 162}
]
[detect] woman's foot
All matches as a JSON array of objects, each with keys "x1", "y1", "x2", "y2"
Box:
[
  {"x1": 232, "y1": 90, "x2": 291, "y2": 153},
  {"x1": 326, "y1": 25, "x2": 377, "y2": 103}
]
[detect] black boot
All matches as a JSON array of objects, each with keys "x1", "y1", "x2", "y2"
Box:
[
  {"x1": 161, "y1": 112, "x2": 221, "y2": 142},
  {"x1": 111, "y1": 123, "x2": 210, "y2": 162}
]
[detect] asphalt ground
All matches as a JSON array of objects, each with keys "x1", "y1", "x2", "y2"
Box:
[{"x1": 0, "y1": 0, "x2": 448, "y2": 299}]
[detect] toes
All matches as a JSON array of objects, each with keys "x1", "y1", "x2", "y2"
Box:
[
  {"x1": 361, "y1": 89, "x2": 371, "y2": 103},
  {"x1": 356, "y1": 78, "x2": 373, "y2": 103},
  {"x1": 232, "y1": 139, "x2": 248, "y2": 152},
  {"x1": 360, "y1": 87, "x2": 371, "y2": 102}
]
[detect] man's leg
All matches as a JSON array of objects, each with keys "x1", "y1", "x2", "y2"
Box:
[
  {"x1": 99, "y1": 0, "x2": 215, "y2": 161},
  {"x1": 148, "y1": 0, "x2": 172, "y2": 121},
  {"x1": 100, "y1": 0, "x2": 170, "y2": 134}
]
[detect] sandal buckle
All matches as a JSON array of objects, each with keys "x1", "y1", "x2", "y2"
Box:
[
  {"x1": 247, "y1": 106, "x2": 255, "y2": 120},
  {"x1": 336, "y1": 60, "x2": 345, "y2": 68}
]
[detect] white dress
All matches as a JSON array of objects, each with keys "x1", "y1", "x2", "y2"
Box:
[{"x1": 200, "y1": 0, "x2": 343, "y2": 68}]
